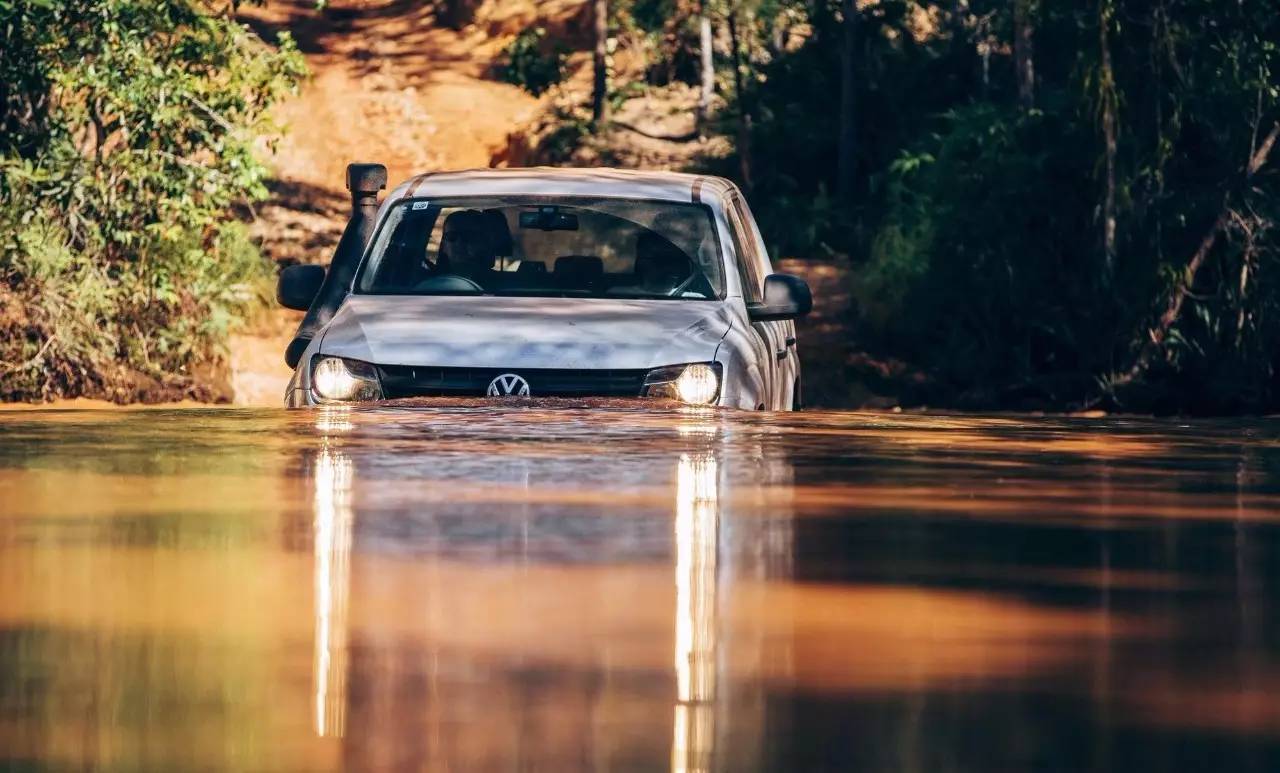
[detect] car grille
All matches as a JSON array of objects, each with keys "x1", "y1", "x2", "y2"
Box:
[{"x1": 377, "y1": 365, "x2": 650, "y2": 398}]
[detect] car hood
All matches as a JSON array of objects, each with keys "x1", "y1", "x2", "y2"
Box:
[{"x1": 319, "y1": 295, "x2": 733, "y2": 370}]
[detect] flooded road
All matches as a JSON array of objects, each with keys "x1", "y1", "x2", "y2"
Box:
[{"x1": 2, "y1": 405, "x2": 1279, "y2": 771}]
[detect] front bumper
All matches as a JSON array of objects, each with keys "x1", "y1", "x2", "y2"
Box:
[{"x1": 288, "y1": 361, "x2": 726, "y2": 407}]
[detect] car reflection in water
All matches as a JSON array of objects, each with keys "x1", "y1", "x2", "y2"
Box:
[
  {"x1": 302, "y1": 405, "x2": 794, "y2": 771},
  {"x1": 3, "y1": 406, "x2": 1280, "y2": 771}
]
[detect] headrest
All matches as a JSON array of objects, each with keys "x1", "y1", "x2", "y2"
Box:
[
  {"x1": 443, "y1": 209, "x2": 486, "y2": 234},
  {"x1": 554, "y1": 255, "x2": 604, "y2": 276},
  {"x1": 443, "y1": 209, "x2": 483, "y2": 233},
  {"x1": 442, "y1": 209, "x2": 513, "y2": 257},
  {"x1": 480, "y1": 208, "x2": 513, "y2": 255}
]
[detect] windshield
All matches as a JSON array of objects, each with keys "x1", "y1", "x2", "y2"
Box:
[{"x1": 356, "y1": 197, "x2": 724, "y2": 300}]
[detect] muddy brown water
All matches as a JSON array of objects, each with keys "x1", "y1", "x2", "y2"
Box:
[{"x1": 2, "y1": 405, "x2": 1279, "y2": 771}]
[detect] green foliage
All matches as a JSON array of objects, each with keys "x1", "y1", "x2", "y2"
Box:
[
  {"x1": 0, "y1": 1, "x2": 305, "y2": 402},
  {"x1": 862, "y1": 106, "x2": 1102, "y2": 393},
  {"x1": 498, "y1": 27, "x2": 566, "y2": 97},
  {"x1": 691, "y1": 0, "x2": 1280, "y2": 411},
  {"x1": 629, "y1": 0, "x2": 678, "y2": 33},
  {"x1": 535, "y1": 105, "x2": 596, "y2": 162}
]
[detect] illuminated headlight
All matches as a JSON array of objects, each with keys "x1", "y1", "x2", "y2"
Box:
[
  {"x1": 643, "y1": 363, "x2": 722, "y2": 405},
  {"x1": 311, "y1": 356, "x2": 382, "y2": 402}
]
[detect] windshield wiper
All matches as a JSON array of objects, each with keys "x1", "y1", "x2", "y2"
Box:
[
  {"x1": 605, "y1": 292, "x2": 709, "y2": 300},
  {"x1": 491, "y1": 290, "x2": 593, "y2": 298}
]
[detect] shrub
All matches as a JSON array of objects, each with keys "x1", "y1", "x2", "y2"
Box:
[
  {"x1": 498, "y1": 27, "x2": 566, "y2": 97},
  {"x1": 0, "y1": 1, "x2": 305, "y2": 402}
]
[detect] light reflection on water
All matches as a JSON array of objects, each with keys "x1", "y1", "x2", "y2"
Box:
[
  {"x1": 313, "y1": 446, "x2": 353, "y2": 739},
  {"x1": 1, "y1": 406, "x2": 1280, "y2": 770},
  {"x1": 672, "y1": 453, "x2": 719, "y2": 773}
]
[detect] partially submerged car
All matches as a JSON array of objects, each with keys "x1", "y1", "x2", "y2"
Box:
[{"x1": 279, "y1": 165, "x2": 811, "y2": 410}]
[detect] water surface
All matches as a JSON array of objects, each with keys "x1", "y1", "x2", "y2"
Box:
[{"x1": 2, "y1": 406, "x2": 1278, "y2": 771}]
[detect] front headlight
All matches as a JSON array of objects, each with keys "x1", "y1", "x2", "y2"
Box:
[
  {"x1": 643, "y1": 362, "x2": 722, "y2": 405},
  {"x1": 311, "y1": 356, "x2": 382, "y2": 402}
]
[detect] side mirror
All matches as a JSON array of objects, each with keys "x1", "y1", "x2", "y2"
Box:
[
  {"x1": 277, "y1": 264, "x2": 326, "y2": 311},
  {"x1": 748, "y1": 273, "x2": 813, "y2": 321}
]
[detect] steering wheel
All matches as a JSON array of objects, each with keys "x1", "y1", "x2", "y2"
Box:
[
  {"x1": 413, "y1": 274, "x2": 485, "y2": 293},
  {"x1": 667, "y1": 274, "x2": 697, "y2": 297}
]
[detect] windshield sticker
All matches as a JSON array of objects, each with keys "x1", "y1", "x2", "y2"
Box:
[{"x1": 411, "y1": 201, "x2": 430, "y2": 210}]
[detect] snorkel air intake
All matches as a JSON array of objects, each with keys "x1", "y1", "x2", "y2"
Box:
[{"x1": 285, "y1": 162, "x2": 387, "y2": 369}]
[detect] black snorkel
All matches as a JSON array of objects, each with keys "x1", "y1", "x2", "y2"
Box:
[{"x1": 285, "y1": 163, "x2": 387, "y2": 369}]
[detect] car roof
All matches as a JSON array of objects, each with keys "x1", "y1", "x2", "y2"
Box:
[{"x1": 386, "y1": 167, "x2": 740, "y2": 206}]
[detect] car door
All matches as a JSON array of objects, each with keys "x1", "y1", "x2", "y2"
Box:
[{"x1": 726, "y1": 193, "x2": 791, "y2": 410}]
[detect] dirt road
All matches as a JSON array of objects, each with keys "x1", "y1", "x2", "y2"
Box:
[
  {"x1": 231, "y1": 0, "x2": 556, "y2": 405},
  {"x1": 229, "y1": 0, "x2": 856, "y2": 408}
]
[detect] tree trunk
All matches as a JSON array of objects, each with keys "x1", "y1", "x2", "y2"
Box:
[
  {"x1": 698, "y1": 9, "x2": 714, "y2": 131},
  {"x1": 727, "y1": 4, "x2": 753, "y2": 190},
  {"x1": 1114, "y1": 122, "x2": 1280, "y2": 389},
  {"x1": 1098, "y1": 0, "x2": 1118, "y2": 272},
  {"x1": 952, "y1": 0, "x2": 968, "y2": 43},
  {"x1": 592, "y1": 0, "x2": 609, "y2": 125},
  {"x1": 1013, "y1": 0, "x2": 1035, "y2": 108},
  {"x1": 837, "y1": 0, "x2": 859, "y2": 202}
]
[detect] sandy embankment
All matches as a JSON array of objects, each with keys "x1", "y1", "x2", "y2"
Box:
[
  {"x1": 228, "y1": 0, "x2": 569, "y2": 405},
  {"x1": 225, "y1": 0, "x2": 856, "y2": 408}
]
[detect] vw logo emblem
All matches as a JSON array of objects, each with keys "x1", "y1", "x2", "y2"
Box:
[{"x1": 486, "y1": 373, "x2": 531, "y2": 397}]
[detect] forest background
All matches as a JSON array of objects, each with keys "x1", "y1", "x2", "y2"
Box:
[{"x1": 2, "y1": 0, "x2": 1277, "y2": 413}]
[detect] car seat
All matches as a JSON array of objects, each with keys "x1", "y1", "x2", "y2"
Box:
[
  {"x1": 554, "y1": 255, "x2": 605, "y2": 291},
  {"x1": 440, "y1": 209, "x2": 513, "y2": 273}
]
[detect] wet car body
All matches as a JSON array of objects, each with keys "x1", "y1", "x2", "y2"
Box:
[{"x1": 281, "y1": 168, "x2": 811, "y2": 410}]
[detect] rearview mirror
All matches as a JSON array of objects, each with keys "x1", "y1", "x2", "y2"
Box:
[
  {"x1": 277, "y1": 264, "x2": 326, "y2": 311},
  {"x1": 519, "y1": 207, "x2": 579, "y2": 231},
  {"x1": 748, "y1": 273, "x2": 813, "y2": 322}
]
